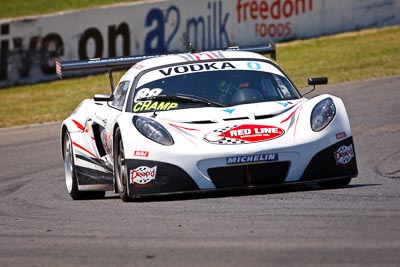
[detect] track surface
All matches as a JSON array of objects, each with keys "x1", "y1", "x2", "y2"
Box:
[{"x1": 1, "y1": 76, "x2": 399, "y2": 266}]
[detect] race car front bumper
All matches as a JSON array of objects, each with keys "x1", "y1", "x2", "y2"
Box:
[
  {"x1": 125, "y1": 160, "x2": 199, "y2": 196},
  {"x1": 300, "y1": 136, "x2": 358, "y2": 181},
  {"x1": 125, "y1": 137, "x2": 358, "y2": 197}
]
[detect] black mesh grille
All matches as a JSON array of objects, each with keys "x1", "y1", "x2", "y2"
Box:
[{"x1": 208, "y1": 162, "x2": 290, "y2": 188}]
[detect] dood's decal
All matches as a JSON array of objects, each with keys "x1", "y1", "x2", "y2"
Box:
[
  {"x1": 334, "y1": 144, "x2": 354, "y2": 165},
  {"x1": 204, "y1": 124, "x2": 285, "y2": 144},
  {"x1": 133, "y1": 101, "x2": 178, "y2": 112},
  {"x1": 130, "y1": 166, "x2": 157, "y2": 185}
]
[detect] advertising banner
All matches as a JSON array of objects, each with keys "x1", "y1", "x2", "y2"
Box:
[{"x1": 0, "y1": 0, "x2": 399, "y2": 87}]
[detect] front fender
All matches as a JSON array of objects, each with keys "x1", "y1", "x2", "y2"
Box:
[{"x1": 294, "y1": 94, "x2": 352, "y2": 144}]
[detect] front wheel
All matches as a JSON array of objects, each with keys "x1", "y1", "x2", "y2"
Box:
[
  {"x1": 63, "y1": 131, "x2": 105, "y2": 200},
  {"x1": 114, "y1": 127, "x2": 131, "y2": 202}
]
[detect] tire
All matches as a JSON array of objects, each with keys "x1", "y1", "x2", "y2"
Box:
[
  {"x1": 114, "y1": 127, "x2": 131, "y2": 202},
  {"x1": 63, "y1": 131, "x2": 105, "y2": 200},
  {"x1": 318, "y1": 177, "x2": 352, "y2": 189}
]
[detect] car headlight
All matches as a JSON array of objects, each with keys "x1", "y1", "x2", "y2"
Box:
[
  {"x1": 310, "y1": 98, "x2": 336, "y2": 132},
  {"x1": 133, "y1": 116, "x2": 174, "y2": 146}
]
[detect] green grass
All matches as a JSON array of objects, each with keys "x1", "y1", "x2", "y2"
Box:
[
  {"x1": 278, "y1": 26, "x2": 400, "y2": 87},
  {"x1": 0, "y1": 0, "x2": 141, "y2": 19},
  {"x1": 1, "y1": 24, "x2": 399, "y2": 128}
]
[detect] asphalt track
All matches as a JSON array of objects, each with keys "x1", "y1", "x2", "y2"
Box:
[{"x1": 0, "y1": 76, "x2": 399, "y2": 267}]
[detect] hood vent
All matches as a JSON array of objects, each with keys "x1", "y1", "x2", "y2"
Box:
[
  {"x1": 255, "y1": 114, "x2": 276, "y2": 120},
  {"x1": 181, "y1": 112, "x2": 279, "y2": 124},
  {"x1": 223, "y1": 117, "x2": 249, "y2": 121},
  {"x1": 187, "y1": 120, "x2": 216, "y2": 124},
  {"x1": 184, "y1": 114, "x2": 275, "y2": 124}
]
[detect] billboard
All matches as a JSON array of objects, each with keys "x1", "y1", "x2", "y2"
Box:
[{"x1": 0, "y1": 0, "x2": 399, "y2": 87}]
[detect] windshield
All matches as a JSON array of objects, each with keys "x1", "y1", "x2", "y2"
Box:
[{"x1": 131, "y1": 60, "x2": 300, "y2": 113}]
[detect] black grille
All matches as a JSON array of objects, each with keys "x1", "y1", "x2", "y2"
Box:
[{"x1": 208, "y1": 162, "x2": 290, "y2": 188}]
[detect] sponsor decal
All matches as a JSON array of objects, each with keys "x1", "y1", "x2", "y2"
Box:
[
  {"x1": 227, "y1": 153, "x2": 278, "y2": 164},
  {"x1": 236, "y1": 0, "x2": 314, "y2": 39},
  {"x1": 134, "y1": 64, "x2": 144, "y2": 70},
  {"x1": 134, "y1": 150, "x2": 149, "y2": 157},
  {"x1": 130, "y1": 166, "x2": 157, "y2": 185},
  {"x1": 133, "y1": 101, "x2": 179, "y2": 112},
  {"x1": 222, "y1": 108, "x2": 236, "y2": 114},
  {"x1": 334, "y1": 144, "x2": 354, "y2": 165},
  {"x1": 101, "y1": 130, "x2": 113, "y2": 154},
  {"x1": 158, "y1": 62, "x2": 236, "y2": 76},
  {"x1": 134, "y1": 88, "x2": 163, "y2": 102},
  {"x1": 276, "y1": 101, "x2": 293, "y2": 108},
  {"x1": 204, "y1": 124, "x2": 285, "y2": 144},
  {"x1": 247, "y1": 61, "x2": 261, "y2": 70},
  {"x1": 277, "y1": 101, "x2": 289, "y2": 107},
  {"x1": 335, "y1": 131, "x2": 347, "y2": 140},
  {"x1": 204, "y1": 131, "x2": 225, "y2": 142},
  {"x1": 145, "y1": 2, "x2": 230, "y2": 55}
]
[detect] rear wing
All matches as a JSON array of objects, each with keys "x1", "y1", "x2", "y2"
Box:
[
  {"x1": 55, "y1": 43, "x2": 276, "y2": 78},
  {"x1": 55, "y1": 42, "x2": 276, "y2": 92}
]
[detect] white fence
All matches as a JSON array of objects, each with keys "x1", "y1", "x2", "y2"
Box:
[{"x1": 0, "y1": 0, "x2": 399, "y2": 87}]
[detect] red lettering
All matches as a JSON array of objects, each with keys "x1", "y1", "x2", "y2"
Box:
[
  {"x1": 236, "y1": 0, "x2": 313, "y2": 23},
  {"x1": 283, "y1": 0, "x2": 294, "y2": 18},
  {"x1": 285, "y1": 21, "x2": 292, "y2": 36},
  {"x1": 255, "y1": 22, "x2": 292, "y2": 38},
  {"x1": 297, "y1": 0, "x2": 313, "y2": 13},
  {"x1": 270, "y1": 0, "x2": 280, "y2": 19},
  {"x1": 250, "y1": 1, "x2": 258, "y2": 20},
  {"x1": 259, "y1": 1, "x2": 269, "y2": 19}
]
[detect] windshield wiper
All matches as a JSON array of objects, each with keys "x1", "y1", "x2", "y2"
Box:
[{"x1": 136, "y1": 94, "x2": 225, "y2": 107}]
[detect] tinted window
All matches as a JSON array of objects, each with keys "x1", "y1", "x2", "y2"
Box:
[
  {"x1": 131, "y1": 61, "x2": 299, "y2": 113},
  {"x1": 111, "y1": 81, "x2": 130, "y2": 110}
]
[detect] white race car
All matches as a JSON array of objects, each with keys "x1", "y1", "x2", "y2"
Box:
[{"x1": 57, "y1": 44, "x2": 358, "y2": 201}]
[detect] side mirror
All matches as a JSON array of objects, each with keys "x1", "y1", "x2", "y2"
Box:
[
  {"x1": 303, "y1": 77, "x2": 328, "y2": 96},
  {"x1": 308, "y1": 77, "x2": 328, "y2": 86},
  {"x1": 94, "y1": 94, "x2": 114, "y2": 102}
]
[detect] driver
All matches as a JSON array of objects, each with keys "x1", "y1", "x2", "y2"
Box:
[{"x1": 217, "y1": 71, "x2": 250, "y2": 104}]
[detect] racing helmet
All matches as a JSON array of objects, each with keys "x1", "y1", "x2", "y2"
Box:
[{"x1": 230, "y1": 88, "x2": 264, "y2": 105}]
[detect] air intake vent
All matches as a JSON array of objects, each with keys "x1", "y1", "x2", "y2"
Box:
[{"x1": 208, "y1": 161, "x2": 290, "y2": 188}]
